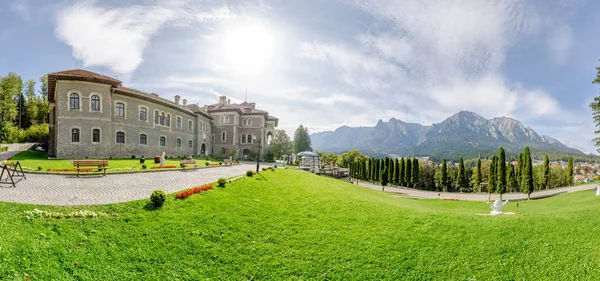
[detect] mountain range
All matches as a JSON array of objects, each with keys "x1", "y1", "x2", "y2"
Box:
[{"x1": 310, "y1": 111, "x2": 585, "y2": 160}]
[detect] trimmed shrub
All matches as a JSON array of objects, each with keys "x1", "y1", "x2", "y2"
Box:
[
  {"x1": 131, "y1": 155, "x2": 136, "y2": 159},
  {"x1": 246, "y1": 170, "x2": 253, "y2": 177},
  {"x1": 142, "y1": 164, "x2": 147, "y2": 169},
  {"x1": 150, "y1": 190, "x2": 166, "y2": 207},
  {"x1": 262, "y1": 167, "x2": 267, "y2": 171},
  {"x1": 219, "y1": 162, "x2": 223, "y2": 165},
  {"x1": 217, "y1": 178, "x2": 226, "y2": 187},
  {"x1": 154, "y1": 156, "x2": 161, "y2": 164},
  {"x1": 37, "y1": 166, "x2": 42, "y2": 171},
  {"x1": 205, "y1": 161, "x2": 210, "y2": 166},
  {"x1": 274, "y1": 165, "x2": 277, "y2": 169}
]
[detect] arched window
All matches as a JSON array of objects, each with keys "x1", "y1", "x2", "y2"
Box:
[
  {"x1": 139, "y1": 107, "x2": 147, "y2": 121},
  {"x1": 188, "y1": 120, "x2": 193, "y2": 131},
  {"x1": 160, "y1": 136, "x2": 166, "y2": 147},
  {"x1": 70, "y1": 93, "x2": 79, "y2": 110},
  {"x1": 177, "y1": 138, "x2": 182, "y2": 148},
  {"x1": 176, "y1": 117, "x2": 182, "y2": 129},
  {"x1": 140, "y1": 134, "x2": 147, "y2": 145},
  {"x1": 154, "y1": 110, "x2": 159, "y2": 124},
  {"x1": 71, "y1": 128, "x2": 80, "y2": 142},
  {"x1": 221, "y1": 132, "x2": 226, "y2": 142},
  {"x1": 116, "y1": 132, "x2": 125, "y2": 144},
  {"x1": 160, "y1": 113, "x2": 165, "y2": 125},
  {"x1": 91, "y1": 95, "x2": 100, "y2": 111},
  {"x1": 92, "y1": 129, "x2": 100, "y2": 143},
  {"x1": 166, "y1": 114, "x2": 171, "y2": 126},
  {"x1": 188, "y1": 140, "x2": 193, "y2": 148},
  {"x1": 116, "y1": 103, "x2": 125, "y2": 117}
]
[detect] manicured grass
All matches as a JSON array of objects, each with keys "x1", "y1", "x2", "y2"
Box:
[
  {"x1": 5, "y1": 151, "x2": 230, "y2": 173},
  {"x1": 1, "y1": 169, "x2": 600, "y2": 280}
]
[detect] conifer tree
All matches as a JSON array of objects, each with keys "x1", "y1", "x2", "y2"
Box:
[
  {"x1": 394, "y1": 159, "x2": 400, "y2": 185},
  {"x1": 497, "y1": 147, "x2": 507, "y2": 199},
  {"x1": 405, "y1": 158, "x2": 411, "y2": 188},
  {"x1": 399, "y1": 158, "x2": 405, "y2": 186},
  {"x1": 380, "y1": 167, "x2": 388, "y2": 190},
  {"x1": 488, "y1": 155, "x2": 497, "y2": 201},
  {"x1": 387, "y1": 157, "x2": 393, "y2": 184},
  {"x1": 457, "y1": 157, "x2": 467, "y2": 193},
  {"x1": 441, "y1": 159, "x2": 448, "y2": 192},
  {"x1": 517, "y1": 153, "x2": 523, "y2": 189},
  {"x1": 521, "y1": 146, "x2": 534, "y2": 200},
  {"x1": 475, "y1": 158, "x2": 482, "y2": 193},
  {"x1": 543, "y1": 154, "x2": 550, "y2": 190},
  {"x1": 507, "y1": 163, "x2": 515, "y2": 192},
  {"x1": 412, "y1": 158, "x2": 419, "y2": 189},
  {"x1": 567, "y1": 156, "x2": 574, "y2": 186}
]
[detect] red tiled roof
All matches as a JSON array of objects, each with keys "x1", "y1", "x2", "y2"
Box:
[{"x1": 49, "y1": 69, "x2": 122, "y2": 86}]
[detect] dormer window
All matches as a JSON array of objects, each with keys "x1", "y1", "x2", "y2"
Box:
[{"x1": 245, "y1": 108, "x2": 252, "y2": 112}]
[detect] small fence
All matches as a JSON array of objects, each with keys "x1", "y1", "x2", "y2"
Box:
[{"x1": 0, "y1": 161, "x2": 27, "y2": 188}]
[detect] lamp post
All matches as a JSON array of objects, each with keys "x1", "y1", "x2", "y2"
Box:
[{"x1": 254, "y1": 136, "x2": 262, "y2": 173}]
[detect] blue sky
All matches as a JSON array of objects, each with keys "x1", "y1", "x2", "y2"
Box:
[{"x1": 1, "y1": 0, "x2": 600, "y2": 153}]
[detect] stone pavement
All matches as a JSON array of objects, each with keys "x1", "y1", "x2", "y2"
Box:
[
  {"x1": 0, "y1": 150, "x2": 25, "y2": 161},
  {"x1": 355, "y1": 181, "x2": 597, "y2": 201},
  {"x1": 0, "y1": 164, "x2": 262, "y2": 206}
]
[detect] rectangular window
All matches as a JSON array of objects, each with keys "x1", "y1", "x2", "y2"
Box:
[
  {"x1": 211, "y1": 134, "x2": 215, "y2": 142},
  {"x1": 116, "y1": 103, "x2": 125, "y2": 117},
  {"x1": 92, "y1": 129, "x2": 100, "y2": 143},
  {"x1": 242, "y1": 135, "x2": 246, "y2": 144},
  {"x1": 189, "y1": 140, "x2": 193, "y2": 148},
  {"x1": 176, "y1": 117, "x2": 181, "y2": 129},
  {"x1": 140, "y1": 134, "x2": 147, "y2": 145},
  {"x1": 221, "y1": 132, "x2": 226, "y2": 142},
  {"x1": 71, "y1": 128, "x2": 80, "y2": 142},
  {"x1": 116, "y1": 132, "x2": 125, "y2": 144},
  {"x1": 188, "y1": 120, "x2": 193, "y2": 131},
  {"x1": 160, "y1": 136, "x2": 166, "y2": 147},
  {"x1": 91, "y1": 95, "x2": 100, "y2": 111},
  {"x1": 140, "y1": 107, "x2": 147, "y2": 121},
  {"x1": 177, "y1": 138, "x2": 182, "y2": 148}
]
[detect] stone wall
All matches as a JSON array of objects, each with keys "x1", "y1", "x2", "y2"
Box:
[{"x1": 0, "y1": 143, "x2": 36, "y2": 152}]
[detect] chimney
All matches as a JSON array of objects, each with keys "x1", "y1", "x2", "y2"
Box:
[
  {"x1": 249, "y1": 102, "x2": 256, "y2": 109},
  {"x1": 219, "y1": 96, "x2": 227, "y2": 105},
  {"x1": 227, "y1": 99, "x2": 230, "y2": 105},
  {"x1": 182, "y1": 99, "x2": 187, "y2": 106},
  {"x1": 174, "y1": 95, "x2": 181, "y2": 105}
]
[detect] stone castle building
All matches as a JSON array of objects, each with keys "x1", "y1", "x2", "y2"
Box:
[{"x1": 47, "y1": 69, "x2": 278, "y2": 159}]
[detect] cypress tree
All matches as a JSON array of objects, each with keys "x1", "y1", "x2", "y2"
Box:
[
  {"x1": 399, "y1": 158, "x2": 405, "y2": 186},
  {"x1": 405, "y1": 158, "x2": 411, "y2": 188},
  {"x1": 567, "y1": 156, "x2": 574, "y2": 186},
  {"x1": 441, "y1": 159, "x2": 448, "y2": 192},
  {"x1": 521, "y1": 146, "x2": 534, "y2": 200},
  {"x1": 497, "y1": 147, "x2": 507, "y2": 199},
  {"x1": 457, "y1": 157, "x2": 467, "y2": 193},
  {"x1": 387, "y1": 157, "x2": 393, "y2": 184},
  {"x1": 488, "y1": 155, "x2": 497, "y2": 201},
  {"x1": 508, "y1": 163, "x2": 516, "y2": 192},
  {"x1": 517, "y1": 153, "x2": 523, "y2": 189},
  {"x1": 375, "y1": 159, "x2": 380, "y2": 182},
  {"x1": 370, "y1": 158, "x2": 375, "y2": 182},
  {"x1": 412, "y1": 158, "x2": 419, "y2": 189},
  {"x1": 380, "y1": 167, "x2": 388, "y2": 190},
  {"x1": 475, "y1": 158, "x2": 482, "y2": 193},
  {"x1": 543, "y1": 154, "x2": 550, "y2": 190},
  {"x1": 394, "y1": 159, "x2": 400, "y2": 185}
]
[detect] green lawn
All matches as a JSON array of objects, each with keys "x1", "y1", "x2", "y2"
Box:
[
  {"x1": 4, "y1": 151, "x2": 232, "y2": 173},
  {"x1": 1, "y1": 169, "x2": 600, "y2": 280}
]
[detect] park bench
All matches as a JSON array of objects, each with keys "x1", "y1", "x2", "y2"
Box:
[
  {"x1": 180, "y1": 159, "x2": 199, "y2": 170},
  {"x1": 72, "y1": 160, "x2": 109, "y2": 177},
  {"x1": 223, "y1": 159, "x2": 233, "y2": 165}
]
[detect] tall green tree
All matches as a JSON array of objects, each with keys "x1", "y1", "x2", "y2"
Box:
[
  {"x1": 507, "y1": 163, "x2": 516, "y2": 192},
  {"x1": 543, "y1": 154, "x2": 550, "y2": 190},
  {"x1": 272, "y1": 130, "x2": 292, "y2": 159},
  {"x1": 24, "y1": 79, "x2": 37, "y2": 128},
  {"x1": 388, "y1": 158, "x2": 394, "y2": 184},
  {"x1": 521, "y1": 146, "x2": 534, "y2": 200},
  {"x1": 441, "y1": 159, "x2": 448, "y2": 192},
  {"x1": 516, "y1": 153, "x2": 523, "y2": 189},
  {"x1": 412, "y1": 158, "x2": 419, "y2": 188},
  {"x1": 292, "y1": 125, "x2": 312, "y2": 153},
  {"x1": 474, "y1": 158, "x2": 482, "y2": 193},
  {"x1": 590, "y1": 60, "x2": 600, "y2": 151},
  {"x1": 497, "y1": 147, "x2": 507, "y2": 199},
  {"x1": 338, "y1": 150, "x2": 367, "y2": 168},
  {"x1": 488, "y1": 155, "x2": 497, "y2": 201},
  {"x1": 399, "y1": 158, "x2": 405, "y2": 186},
  {"x1": 404, "y1": 158, "x2": 412, "y2": 188},
  {"x1": 380, "y1": 167, "x2": 388, "y2": 190},
  {"x1": 456, "y1": 157, "x2": 467, "y2": 193},
  {"x1": 567, "y1": 156, "x2": 574, "y2": 186},
  {"x1": 37, "y1": 74, "x2": 49, "y2": 124},
  {"x1": 394, "y1": 159, "x2": 400, "y2": 185},
  {"x1": 0, "y1": 73, "x2": 23, "y2": 142}
]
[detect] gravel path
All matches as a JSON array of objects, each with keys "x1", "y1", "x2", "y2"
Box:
[
  {"x1": 356, "y1": 181, "x2": 597, "y2": 201},
  {"x1": 0, "y1": 164, "x2": 260, "y2": 206}
]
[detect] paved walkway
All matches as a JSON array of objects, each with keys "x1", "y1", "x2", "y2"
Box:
[
  {"x1": 355, "y1": 181, "x2": 597, "y2": 201},
  {"x1": 0, "y1": 164, "x2": 262, "y2": 206},
  {"x1": 0, "y1": 150, "x2": 25, "y2": 161}
]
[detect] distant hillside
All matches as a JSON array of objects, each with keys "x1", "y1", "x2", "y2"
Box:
[{"x1": 311, "y1": 111, "x2": 585, "y2": 160}]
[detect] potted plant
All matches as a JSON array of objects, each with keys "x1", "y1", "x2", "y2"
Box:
[{"x1": 154, "y1": 155, "x2": 161, "y2": 164}]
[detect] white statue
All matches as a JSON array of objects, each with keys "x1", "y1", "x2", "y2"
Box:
[
  {"x1": 487, "y1": 199, "x2": 509, "y2": 215},
  {"x1": 160, "y1": 152, "x2": 166, "y2": 166},
  {"x1": 596, "y1": 185, "x2": 600, "y2": 196}
]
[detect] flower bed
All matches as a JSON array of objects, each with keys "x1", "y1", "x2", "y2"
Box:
[
  {"x1": 175, "y1": 185, "x2": 213, "y2": 199},
  {"x1": 47, "y1": 168, "x2": 93, "y2": 173},
  {"x1": 24, "y1": 208, "x2": 111, "y2": 219},
  {"x1": 151, "y1": 165, "x2": 178, "y2": 169}
]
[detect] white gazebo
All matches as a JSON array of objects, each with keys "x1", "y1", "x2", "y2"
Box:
[{"x1": 297, "y1": 151, "x2": 320, "y2": 171}]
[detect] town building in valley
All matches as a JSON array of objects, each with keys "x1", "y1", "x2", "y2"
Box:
[{"x1": 47, "y1": 69, "x2": 278, "y2": 159}]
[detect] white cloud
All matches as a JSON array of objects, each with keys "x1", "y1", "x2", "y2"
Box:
[
  {"x1": 547, "y1": 24, "x2": 572, "y2": 66},
  {"x1": 54, "y1": 1, "x2": 234, "y2": 74},
  {"x1": 10, "y1": 0, "x2": 30, "y2": 21}
]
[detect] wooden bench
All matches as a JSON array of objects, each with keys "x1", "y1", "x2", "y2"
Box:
[
  {"x1": 223, "y1": 159, "x2": 233, "y2": 165},
  {"x1": 180, "y1": 159, "x2": 199, "y2": 170},
  {"x1": 72, "y1": 160, "x2": 109, "y2": 177}
]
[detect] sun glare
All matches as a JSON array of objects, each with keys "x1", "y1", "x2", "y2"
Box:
[{"x1": 222, "y1": 24, "x2": 275, "y2": 74}]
